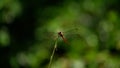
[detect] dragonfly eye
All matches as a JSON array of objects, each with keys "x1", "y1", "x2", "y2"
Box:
[
  {"x1": 58, "y1": 32, "x2": 61, "y2": 34},
  {"x1": 58, "y1": 32, "x2": 63, "y2": 36}
]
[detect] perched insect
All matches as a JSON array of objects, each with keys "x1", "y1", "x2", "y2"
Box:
[
  {"x1": 37, "y1": 27, "x2": 80, "y2": 46},
  {"x1": 58, "y1": 32, "x2": 68, "y2": 44}
]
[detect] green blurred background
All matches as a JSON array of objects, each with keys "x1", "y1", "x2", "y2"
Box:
[{"x1": 0, "y1": 0, "x2": 120, "y2": 68}]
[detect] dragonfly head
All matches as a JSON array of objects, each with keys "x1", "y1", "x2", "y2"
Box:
[{"x1": 58, "y1": 32, "x2": 63, "y2": 37}]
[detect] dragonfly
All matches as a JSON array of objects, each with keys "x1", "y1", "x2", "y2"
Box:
[
  {"x1": 58, "y1": 31, "x2": 69, "y2": 45},
  {"x1": 36, "y1": 24, "x2": 88, "y2": 47},
  {"x1": 44, "y1": 27, "x2": 81, "y2": 45}
]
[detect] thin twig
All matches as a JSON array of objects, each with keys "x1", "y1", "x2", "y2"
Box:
[{"x1": 48, "y1": 36, "x2": 59, "y2": 68}]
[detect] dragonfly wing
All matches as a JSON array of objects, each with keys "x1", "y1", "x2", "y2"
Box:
[{"x1": 62, "y1": 27, "x2": 82, "y2": 39}]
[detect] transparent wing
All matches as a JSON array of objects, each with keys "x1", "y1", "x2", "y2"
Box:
[
  {"x1": 35, "y1": 27, "x2": 58, "y2": 48},
  {"x1": 35, "y1": 24, "x2": 95, "y2": 47}
]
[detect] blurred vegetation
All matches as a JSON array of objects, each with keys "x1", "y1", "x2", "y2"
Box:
[{"x1": 0, "y1": 0, "x2": 120, "y2": 68}]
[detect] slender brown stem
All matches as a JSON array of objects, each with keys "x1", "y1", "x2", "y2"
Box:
[{"x1": 48, "y1": 36, "x2": 59, "y2": 68}]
